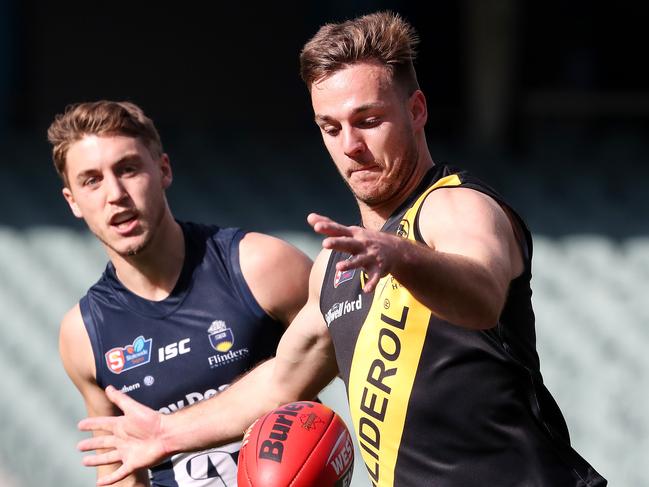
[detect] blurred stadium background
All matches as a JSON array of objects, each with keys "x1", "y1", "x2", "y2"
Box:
[{"x1": 0, "y1": 1, "x2": 647, "y2": 486}]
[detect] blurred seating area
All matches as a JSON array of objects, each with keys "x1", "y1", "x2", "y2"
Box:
[
  {"x1": 0, "y1": 131, "x2": 647, "y2": 486},
  {"x1": 2, "y1": 127, "x2": 648, "y2": 237}
]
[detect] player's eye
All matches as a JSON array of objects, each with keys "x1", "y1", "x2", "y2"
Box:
[
  {"x1": 359, "y1": 117, "x2": 381, "y2": 128},
  {"x1": 321, "y1": 125, "x2": 340, "y2": 136},
  {"x1": 118, "y1": 164, "x2": 138, "y2": 176},
  {"x1": 83, "y1": 176, "x2": 100, "y2": 187}
]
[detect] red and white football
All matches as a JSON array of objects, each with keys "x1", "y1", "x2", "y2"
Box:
[{"x1": 237, "y1": 401, "x2": 354, "y2": 487}]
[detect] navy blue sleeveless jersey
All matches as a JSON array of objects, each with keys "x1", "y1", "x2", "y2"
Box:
[
  {"x1": 80, "y1": 221, "x2": 284, "y2": 486},
  {"x1": 320, "y1": 165, "x2": 607, "y2": 486}
]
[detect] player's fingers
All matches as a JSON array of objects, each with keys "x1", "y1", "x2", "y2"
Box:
[
  {"x1": 335, "y1": 253, "x2": 373, "y2": 272},
  {"x1": 82, "y1": 449, "x2": 122, "y2": 467},
  {"x1": 323, "y1": 236, "x2": 364, "y2": 254},
  {"x1": 96, "y1": 464, "x2": 132, "y2": 486},
  {"x1": 78, "y1": 416, "x2": 118, "y2": 433},
  {"x1": 307, "y1": 212, "x2": 331, "y2": 226},
  {"x1": 313, "y1": 222, "x2": 353, "y2": 237},
  {"x1": 307, "y1": 212, "x2": 334, "y2": 231},
  {"x1": 308, "y1": 214, "x2": 353, "y2": 237},
  {"x1": 77, "y1": 435, "x2": 117, "y2": 452},
  {"x1": 105, "y1": 384, "x2": 141, "y2": 413},
  {"x1": 341, "y1": 251, "x2": 381, "y2": 269}
]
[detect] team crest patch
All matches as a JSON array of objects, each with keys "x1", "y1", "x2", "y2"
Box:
[
  {"x1": 208, "y1": 320, "x2": 234, "y2": 353},
  {"x1": 334, "y1": 256, "x2": 356, "y2": 288},
  {"x1": 397, "y1": 219, "x2": 410, "y2": 238},
  {"x1": 105, "y1": 335, "x2": 153, "y2": 374}
]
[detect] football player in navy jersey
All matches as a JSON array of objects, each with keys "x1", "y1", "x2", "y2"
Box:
[
  {"x1": 49, "y1": 100, "x2": 313, "y2": 486},
  {"x1": 75, "y1": 12, "x2": 607, "y2": 487}
]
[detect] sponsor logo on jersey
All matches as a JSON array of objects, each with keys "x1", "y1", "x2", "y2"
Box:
[
  {"x1": 207, "y1": 320, "x2": 250, "y2": 368},
  {"x1": 158, "y1": 338, "x2": 191, "y2": 362},
  {"x1": 143, "y1": 375, "x2": 155, "y2": 386},
  {"x1": 208, "y1": 320, "x2": 235, "y2": 352},
  {"x1": 208, "y1": 348, "x2": 250, "y2": 369},
  {"x1": 325, "y1": 294, "x2": 362, "y2": 326},
  {"x1": 170, "y1": 443, "x2": 240, "y2": 485},
  {"x1": 120, "y1": 382, "x2": 141, "y2": 393},
  {"x1": 158, "y1": 385, "x2": 229, "y2": 414},
  {"x1": 105, "y1": 335, "x2": 153, "y2": 374},
  {"x1": 184, "y1": 449, "x2": 239, "y2": 482}
]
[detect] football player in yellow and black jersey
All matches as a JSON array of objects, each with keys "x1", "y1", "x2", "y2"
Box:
[{"x1": 76, "y1": 11, "x2": 607, "y2": 487}]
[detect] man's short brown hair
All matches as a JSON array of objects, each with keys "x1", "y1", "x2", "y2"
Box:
[
  {"x1": 299, "y1": 11, "x2": 420, "y2": 94},
  {"x1": 47, "y1": 100, "x2": 163, "y2": 186}
]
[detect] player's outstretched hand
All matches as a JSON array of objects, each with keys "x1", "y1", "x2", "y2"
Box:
[
  {"x1": 308, "y1": 212, "x2": 403, "y2": 293},
  {"x1": 77, "y1": 385, "x2": 167, "y2": 486}
]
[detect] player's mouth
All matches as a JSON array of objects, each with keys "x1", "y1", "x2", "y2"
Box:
[
  {"x1": 109, "y1": 211, "x2": 140, "y2": 235},
  {"x1": 349, "y1": 164, "x2": 381, "y2": 178}
]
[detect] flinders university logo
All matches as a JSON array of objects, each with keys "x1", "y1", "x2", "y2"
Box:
[
  {"x1": 208, "y1": 320, "x2": 234, "y2": 352},
  {"x1": 207, "y1": 320, "x2": 249, "y2": 369},
  {"x1": 105, "y1": 335, "x2": 153, "y2": 374}
]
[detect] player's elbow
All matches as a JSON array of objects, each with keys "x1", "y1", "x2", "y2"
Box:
[
  {"x1": 471, "y1": 288, "x2": 506, "y2": 329},
  {"x1": 470, "y1": 305, "x2": 501, "y2": 330},
  {"x1": 453, "y1": 287, "x2": 505, "y2": 330}
]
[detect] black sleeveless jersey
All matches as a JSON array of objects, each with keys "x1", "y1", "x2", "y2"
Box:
[
  {"x1": 320, "y1": 165, "x2": 607, "y2": 487},
  {"x1": 81, "y1": 221, "x2": 284, "y2": 487}
]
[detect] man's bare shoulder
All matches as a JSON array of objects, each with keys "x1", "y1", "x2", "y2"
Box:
[
  {"x1": 59, "y1": 303, "x2": 96, "y2": 385},
  {"x1": 420, "y1": 187, "x2": 513, "y2": 242},
  {"x1": 239, "y1": 232, "x2": 312, "y2": 274},
  {"x1": 423, "y1": 186, "x2": 505, "y2": 219},
  {"x1": 238, "y1": 232, "x2": 314, "y2": 325},
  {"x1": 59, "y1": 303, "x2": 85, "y2": 345}
]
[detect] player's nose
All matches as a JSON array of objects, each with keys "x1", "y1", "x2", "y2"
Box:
[
  {"x1": 105, "y1": 173, "x2": 128, "y2": 203},
  {"x1": 342, "y1": 128, "x2": 366, "y2": 159}
]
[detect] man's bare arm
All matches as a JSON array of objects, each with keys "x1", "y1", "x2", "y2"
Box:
[
  {"x1": 59, "y1": 305, "x2": 151, "y2": 487},
  {"x1": 238, "y1": 231, "x2": 313, "y2": 326}
]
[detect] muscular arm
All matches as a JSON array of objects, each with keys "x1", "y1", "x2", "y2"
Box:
[
  {"x1": 238, "y1": 232, "x2": 312, "y2": 326},
  {"x1": 310, "y1": 187, "x2": 524, "y2": 329},
  {"x1": 77, "y1": 250, "x2": 339, "y2": 486},
  {"x1": 59, "y1": 305, "x2": 150, "y2": 487},
  {"x1": 393, "y1": 188, "x2": 523, "y2": 327}
]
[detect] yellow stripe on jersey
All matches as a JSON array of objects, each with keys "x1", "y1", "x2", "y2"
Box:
[{"x1": 347, "y1": 173, "x2": 461, "y2": 487}]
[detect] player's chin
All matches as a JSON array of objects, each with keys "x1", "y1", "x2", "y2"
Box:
[
  {"x1": 112, "y1": 236, "x2": 150, "y2": 257},
  {"x1": 348, "y1": 180, "x2": 380, "y2": 201},
  {"x1": 352, "y1": 185, "x2": 392, "y2": 206}
]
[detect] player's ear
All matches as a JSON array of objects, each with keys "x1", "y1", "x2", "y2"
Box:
[
  {"x1": 62, "y1": 187, "x2": 83, "y2": 218},
  {"x1": 409, "y1": 89, "x2": 428, "y2": 131},
  {"x1": 159, "y1": 154, "x2": 173, "y2": 189}
]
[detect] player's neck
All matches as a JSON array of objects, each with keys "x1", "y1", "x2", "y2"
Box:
[{"x1": 109, "y1": 214, "x2": 185, "y2": 301}]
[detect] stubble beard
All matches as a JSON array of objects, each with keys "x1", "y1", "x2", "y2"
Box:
[
  {"x1": 99, "y1": 203, "x2": 167, "y2": 258},
  {"x1": 349, "y1": 141, "x2": 420, "y2": 207}
]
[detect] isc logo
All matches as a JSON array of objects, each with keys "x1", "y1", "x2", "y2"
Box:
[{"x1": 158, "y1": 338, "x2": 191, "y2": 362}]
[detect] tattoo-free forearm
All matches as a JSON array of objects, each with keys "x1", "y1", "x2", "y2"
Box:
[{"x1": 389, "y1": 238, "x2": 505, "y2": 329}]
